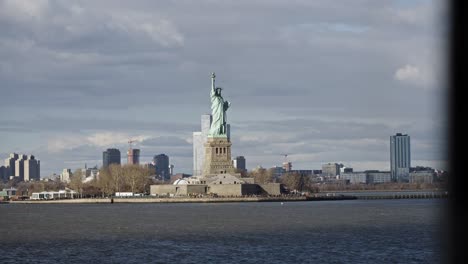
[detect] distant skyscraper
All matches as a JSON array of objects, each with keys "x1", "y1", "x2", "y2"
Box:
[
  {"x1": 127, "y1": 149, "x2": 140, "y2": 165},
  {"x1": 103, "y1": 148, "x2": 121, "y2": 168},
  {"x1": 4, "y1": 153, "x2": 19, "y2": 178},
  {"x1": 169, "y1": 164, "x2": 174, "y2": 176},
  {"x1": 14, "y1": 154, "x2": 27, "y2": 181},
  {"x1": 153, "y1": 154, "x2": 170, "y2": 180},
  {"x1": 0, "y1": 165, "x2": 7, "y2": 182},
  {"x1": 23, "y1": 155, "x2": 40, "y2": 181},
  {"x1": 193, "y1": 114, "x2": 212, "y2": 176},
  {"x1": 233, "y1": 156, "x2": 246, "y2": 172},
  {"x1": 390, "y1": 133, "x2": 411, "y2": 182},
  {"x1": 193, "y1": 114, "x2": 231, "y2": 175}
]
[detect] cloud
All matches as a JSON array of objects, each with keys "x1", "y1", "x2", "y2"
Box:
[
  {"x1": 395, "y1": 64, "x2": 421, "y2": 82},
  {"x1": 86, "y1": 132, "x2": 149, "y2": 147},
  {"x1": 394, "y1": 64, "x2": 435, "y2": 87},
  {"x1": 47, "y1": 132, "x2": 150, "y2": 152},
  {"x1": 47, "y1": 136, "x2": 84, "y2": 153},
  {"x1": 140, "y1": 136, "x2": 191, "y2": 147},
  {"x1": 0, "y1": 0, "x2": 184, "y2": 51},
  {"x1": 0, "y1": 0, "x2": 447, "y2": 175},
  {"x1": 0, "y1": 0, "x2": 49, "y2": 21}
]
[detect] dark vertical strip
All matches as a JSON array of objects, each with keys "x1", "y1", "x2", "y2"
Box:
[{"x1": 446, "y1": 0, "x2": 466, "y2": 263}]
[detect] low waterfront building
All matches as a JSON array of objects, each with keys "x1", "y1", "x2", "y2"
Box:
[
  {"x1": 31, "y1": 189, "x2": 78, "y2": 200},
  {"x1": 409, "y1": 171, "x2": 436, "y2": 184},
  {"x1": 115, "y1": 192, "x2": 135, "y2": 197},
  {"x1": 151, "y1": 174, "x2": 281, "y2": 197},
  {"x1": 340, "y1": 172, "x2": 369, "y2": 184},
  {"x1": 2, "y1": 187, "x2": 17, "y2": 198},
  {"x1": 322, "y1": 163, "x2": 340, "y2": 177},
  {"x1": 367, "y1": 171, "x2": 392, "y2": 184}
]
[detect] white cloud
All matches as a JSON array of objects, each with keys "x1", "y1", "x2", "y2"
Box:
[
  {"x1": 395, "y1": 64, "x2": 421, "y2": 82},
  {"x1": 47, "y1": 132, "x2": 150, "y2": 152},
  {"x1": 47, "y1": 135, "x2": 84, "y2": 153},
  {"x1": 86, "y1": 132, "x2": 149, "y2": 147},
  {"x1": 394, "y1": 64, "x2": 435, "y2": 87},
  {"x1": 107, "y1": 15, "x2": 184, "y2": 47},
  {"x1": 0, "y1": 0, "x2": 49, "y2": 21}
]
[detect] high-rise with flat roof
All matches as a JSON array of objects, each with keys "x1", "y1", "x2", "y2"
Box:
[
  {"x1": 103, "y1": 148, "x2": 121, "y2": 168},
  {"x1": 14, "y1": 154, "x2": 27, "y2": 181},
  {"x1": 390, "y1": 133, "x2": 411, "y2": 182},
  {"x1": 233, "y1": 156, "x2": 246, "y2": 172},
  {"x1": 193, "y1": 114, "x2": 212, "y2": 176},
  {"x1": 0, "y1": 165, "x2": 7, "y2": 182},
  {"x1": 24, "y1": 155, "x2": 40, "y2": 181},
  {"x1": 4, "y1": 153, "x2": 19, "y2": 178},
  {"x1": 127, "y1": 149, "x2": 140, "y2": 165},
  {"x1": 153, "y1": 154, "x2": 170, "y2": 180}
]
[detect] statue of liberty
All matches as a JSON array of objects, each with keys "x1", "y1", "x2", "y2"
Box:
[{"x1": 209, "y1": 72, "x2": 230, "y2": 137}]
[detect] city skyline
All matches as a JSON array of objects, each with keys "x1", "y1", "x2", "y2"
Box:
[{"x1": 0, "y1": 1, "x2": 447, "y2": 176}]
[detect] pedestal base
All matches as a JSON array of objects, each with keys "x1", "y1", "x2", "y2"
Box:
[{"x1": 203, "y1": 137, "x2": 237, "y2": 175}]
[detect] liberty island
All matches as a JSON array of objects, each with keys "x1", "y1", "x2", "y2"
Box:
[{"x1": 150, "y1": 73, "x2": 282, "y2": 197}]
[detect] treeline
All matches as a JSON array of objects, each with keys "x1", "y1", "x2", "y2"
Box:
[
  {"x1": 246, "y1": 168, "x2": 445, "y2": 193},
  {"x1": 1, "y1": 164, "x2": 155, "y2": 197},
  {"x1": 69, "y1": 164, "x2": 154, "y2": 197}
]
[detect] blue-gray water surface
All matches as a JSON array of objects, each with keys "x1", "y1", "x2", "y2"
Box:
[{"x1": 0, "y1": 199, "x2": 443, "y2": 263}]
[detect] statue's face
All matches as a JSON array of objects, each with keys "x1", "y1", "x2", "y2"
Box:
[{"x1": 216, "y1": 88, "x2": 222, "y2": 95}]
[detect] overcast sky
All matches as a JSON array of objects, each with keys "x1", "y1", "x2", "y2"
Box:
[{"x1": 0, "y1": 0, "x2": 448, "y2": 176}]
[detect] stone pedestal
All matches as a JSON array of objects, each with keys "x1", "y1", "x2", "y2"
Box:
[{"x1": 203, "y1": 136, "x2": 238, "y2": 176}]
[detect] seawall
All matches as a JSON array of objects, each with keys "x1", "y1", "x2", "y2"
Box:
[{"x1": 9, "y1": 196, "x2": 308, "y2": 204}]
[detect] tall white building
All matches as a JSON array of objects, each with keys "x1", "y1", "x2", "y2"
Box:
[
  {"x1": 4, "y1": 153, "x2": 19, "y2": 178},
  {"x1": 193, "y1": 114, "x2": 212, "y2": 176},
  {"x1": 390, "y1": 133, "x2": 411, "y2": 182},
  {"x1": 60, "y1": 168, "x2": 72, "y2": 183},
  {"x1": 23, "y1": 155, "x2": 40, "y2": 181},
  {"x1": 14, "y1": 154, "x2": 27, "y2": 181}
]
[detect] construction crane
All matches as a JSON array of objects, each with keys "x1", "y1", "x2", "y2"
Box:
[
  {"x1": 280, "y1": 154, "x2": 289, "y2": 162},
  {"x1": 128, "y1": 139, "x2": 137, "y2": 149}
]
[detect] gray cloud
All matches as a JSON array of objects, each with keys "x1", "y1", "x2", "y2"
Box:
[{"x1": 0, "y1": 0, "x2": 447, "y2": 175}]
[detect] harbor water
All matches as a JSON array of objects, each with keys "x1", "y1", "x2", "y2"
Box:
[{"x1": 0, "y1": 199, "x2": 444, "y2": 263}]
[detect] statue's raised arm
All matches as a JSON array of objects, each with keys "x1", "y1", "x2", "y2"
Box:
[{"x1": 211, "y1": 72, "x2": 216, "y2": 94}]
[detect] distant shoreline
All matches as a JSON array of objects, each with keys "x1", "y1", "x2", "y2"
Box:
[
  {"x1": 8, "y1": 196, "x2": 309, "y2": 204},
  {"x1": 4, "y1": 191, "x2": 448, "y2": 204}
]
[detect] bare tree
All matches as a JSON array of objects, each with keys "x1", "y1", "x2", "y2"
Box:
[
  {"x1": 69, "y1": 169, "x2": 84, "y2": 198},
  {"x1": 281, "y1": 172, "x2": 315, "y2": 192},
  {"x1": 109, "y1": 164, "x2": 124, "y2": 194},
  {"x1": 123, "y1": 164, "x2": 151, "y2": 194},
  {"x1": 248, "y1": 167, "x2": 273, "y2": 184},
  {"x1": 97, "y1": 167, "x2": 114, "y2": 197}
]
